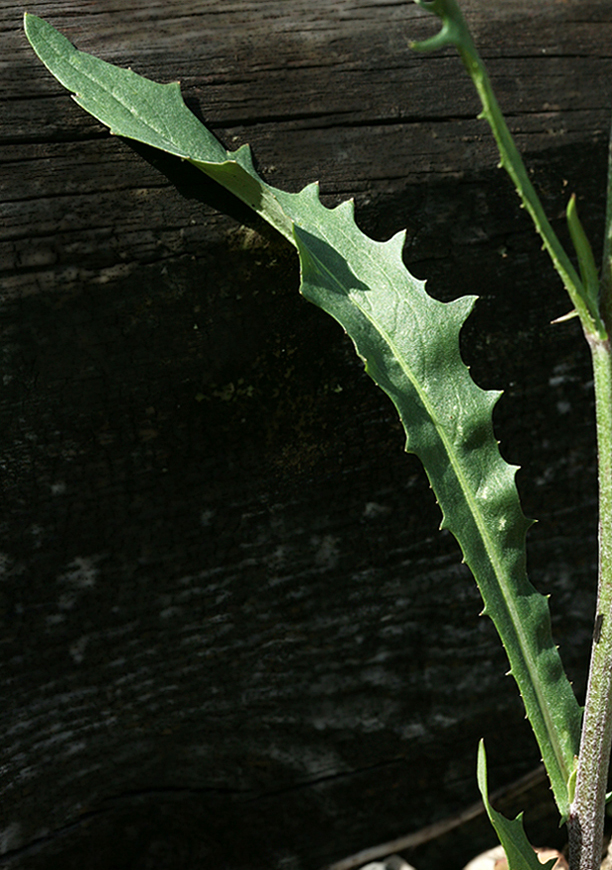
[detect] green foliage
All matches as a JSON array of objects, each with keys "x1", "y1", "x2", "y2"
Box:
[
  {"x1": 412, "y1": 0, "x2": 606, "y2": 339},
  {"x1": 477, "y1": 741, "x2": 557, "y2": 870},
  {"x1": 24, "y1": 2, "x2": 583, "y2": 844}
]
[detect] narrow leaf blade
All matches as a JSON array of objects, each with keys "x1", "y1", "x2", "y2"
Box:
[
  {"x1": 477, "y1": 741, "x2": 557, "y2": 870},
  {"x1": 290, "y1": 202, "x2": 581, "y2": 815}
]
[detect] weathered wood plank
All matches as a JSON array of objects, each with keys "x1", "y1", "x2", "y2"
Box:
[{"x1": 1, "y1": 2, "x2": 611, "y2": 869}]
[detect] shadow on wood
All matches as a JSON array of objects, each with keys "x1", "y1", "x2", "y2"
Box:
[{"x1": 1, "y1": 2, "x2": 611, "y2": 868}]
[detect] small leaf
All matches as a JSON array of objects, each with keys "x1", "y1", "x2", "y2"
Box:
[
  {"x1": 477, "y1": 741, "x2": 557, "y2": 870},
  {"x1": 566, "y1": 194, "x2": 600, "y2": 316}
]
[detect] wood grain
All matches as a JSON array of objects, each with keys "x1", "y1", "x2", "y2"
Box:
[{"x1": 1, "y1": 2, "x2": 610, "y2": 868}]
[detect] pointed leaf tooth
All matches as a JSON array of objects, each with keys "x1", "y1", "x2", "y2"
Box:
[
  {"x1": 334, "y1": 198, "x2": 355, "y2": 217},
  {"x1": 382, "y1": 228, "x2": 408, "y2": 260}
]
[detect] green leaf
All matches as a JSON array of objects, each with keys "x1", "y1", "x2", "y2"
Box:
[
  {"x1": 24, "y1": 12, "x2": 228, "y2": 165},
  {"x1": 24, "y1": 12, "x2": 582, "y2": 817},
  {"x1": 566, "y1": 194, "x2": 600, "y2": 316},
  {"x1": 477, "y1": 740, "x2": 557, "y2": 870}
]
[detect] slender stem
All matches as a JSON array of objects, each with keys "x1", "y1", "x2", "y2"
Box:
[
  {"x1": 412, "y1": 0, "x2": 606, "y2": 340},
  {"x1": 569, "y1": 336, "x2": 612, "y2": 870},
  {"x1": 462, "y1": 56, "x2": 587, "y2": 326},
  {"x1": 600, "y1": 116, "x2": 612, "y2": 333}
]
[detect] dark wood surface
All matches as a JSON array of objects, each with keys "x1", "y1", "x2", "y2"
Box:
[{"x1": 2, "y1": 2, "x2": 612, "y2": 868}]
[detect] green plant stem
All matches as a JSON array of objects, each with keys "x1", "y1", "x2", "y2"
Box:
[
  {"x1": 569, "y1": 336, "x2": 612, "y2": 870},
  {"x1": 569, "y1": 112, "x2": 612, "y2": 870},
  {"x1": 600, "y1": 119, "x2": 612, "y2": 332},
  {"x1": 412, "y1": 0, "x2": 606, "y2": 340}
]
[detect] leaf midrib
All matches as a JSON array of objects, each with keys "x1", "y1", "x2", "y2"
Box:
[{"x1": 303, "y1": 221, "x2": 566, "y2": 783}]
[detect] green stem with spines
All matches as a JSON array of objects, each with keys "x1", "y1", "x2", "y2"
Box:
[
  {"x1": 600, "y1": 118, "x2": 612, "y2": 331},
  {"x1": 568, "y1": 119, "x2": 612, "y2": 870},
  {"x1": 568, "y1": 336, "x2": 612, "y2": 870}
]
